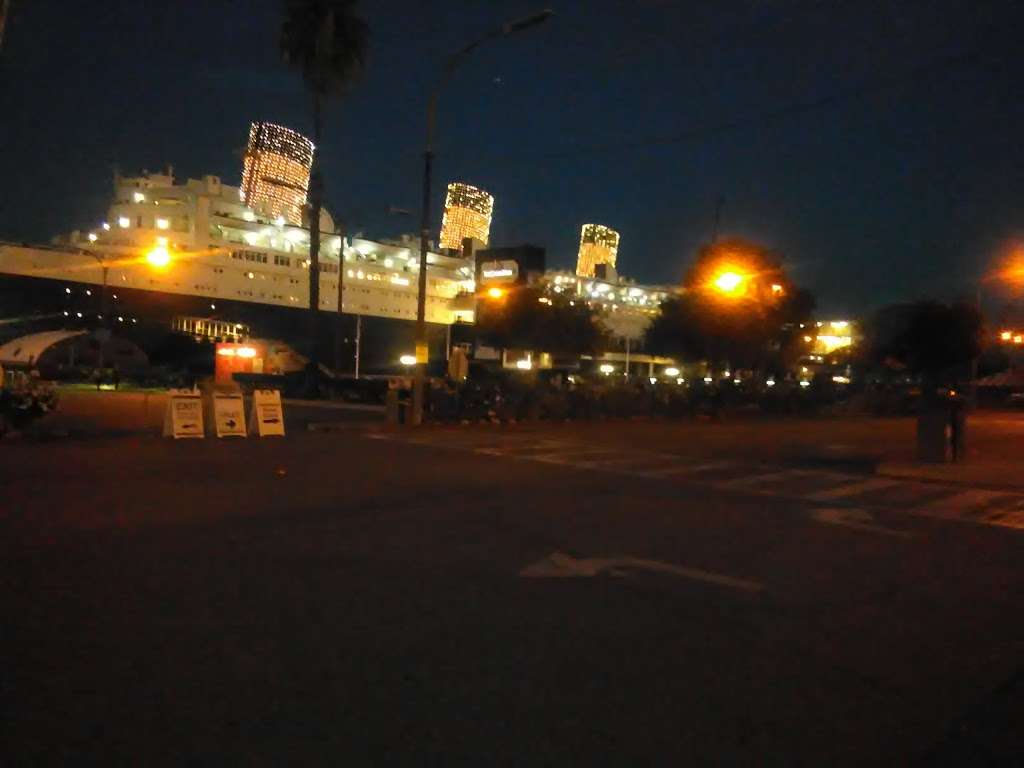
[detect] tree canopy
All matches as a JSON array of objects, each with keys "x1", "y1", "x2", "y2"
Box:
[
  {"x1": 476, "y1": 286, "x2": 608, "y2": 358},
  {"x1": 862, "y1": 300, "x2": 982, "y2": 383},
  {"x1": 280, "y1": 0, "x2": 369, "y2": 100},
  {"x1": 645, "y1": 239, "x2": 815, "y2": 372}
]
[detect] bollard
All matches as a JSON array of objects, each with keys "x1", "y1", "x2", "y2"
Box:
[{"x1": 950, "y1": 399, "x2": 967, "y2": 462}]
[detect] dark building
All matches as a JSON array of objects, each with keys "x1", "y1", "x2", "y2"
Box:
[{"x1": 475, "y1": 244, "x2": 546, "y2": 286}]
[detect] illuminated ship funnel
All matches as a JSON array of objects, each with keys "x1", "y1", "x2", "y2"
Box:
[
  {"x1": 576, "y1": 223, "x2": 620, "y2": 277},
  {"x1": 240, "y1": 121, "x2": 314, "y2": 225},
  {"x1": 440, "y1": 182, "x2": 494, "y2": 251}
]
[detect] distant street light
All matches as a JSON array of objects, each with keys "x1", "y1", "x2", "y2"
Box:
[
  {"x1": 411, "y1": 8, "x2": 553, "y2": 426},
  {"x1": 486, "y1": 286, "x2": 505, "y2": 300}
]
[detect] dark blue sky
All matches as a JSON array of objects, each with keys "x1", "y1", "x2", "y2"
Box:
[{"x1": 2, "y1": 0, "x2": 1024, "y2": 315}]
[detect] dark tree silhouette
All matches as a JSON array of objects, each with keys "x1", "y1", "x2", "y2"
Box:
[
  {"x1": 645, "y1": 239, "x2": 815, "y2": 373},
  {"x1": 476, "y1": 287, "x2": 608, "y2": 358},
  {"x1": 280, "y1": 0, "x2": 368, "y2": 375},
  {"x1": 863, "y1": 300, "x2": 982, "y2": 390}
]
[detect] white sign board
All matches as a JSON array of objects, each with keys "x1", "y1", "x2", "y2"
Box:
[
  {"x1": 163, "y1": 389, "x2": 204, "y2": 439},
  {"x1": 212, "y1": 393, "x2": 247, "y2": 438},
  {"x1": 249, "y1": 389, "x2": 285, "y2": 437},
  {"x1": 480, "y1": 259, "x2": 519, "y2": 283}
]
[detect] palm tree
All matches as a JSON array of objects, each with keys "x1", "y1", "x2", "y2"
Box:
[{"x1": 280, "y1": 0, "x2": 368, "y2": 383}]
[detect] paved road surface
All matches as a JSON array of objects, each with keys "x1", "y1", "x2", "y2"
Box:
[{"x1": 3, "y1": 418, "x2": 1023, "y2": 764}]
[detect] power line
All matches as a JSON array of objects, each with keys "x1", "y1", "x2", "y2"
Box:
[{"x1": 440, "y1": 35, "x2": 1012, "y2": 166}]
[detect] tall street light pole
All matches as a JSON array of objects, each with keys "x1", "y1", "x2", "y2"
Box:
[
  {"x1": 81, "y1": 248, "x2": 109, "y2": 370},
  {"x1": 411, "y1": 9, "x2": 552, "y2": 426}
]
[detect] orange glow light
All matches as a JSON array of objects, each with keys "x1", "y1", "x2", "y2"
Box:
[
  {"x1": 713, "y1": 271, "x2": 744, "y2": 293},
  {"x1": 1001, "y1": 330, "x2": 1013, "y2": 341},
  {"x1": 487, "y1": 287, "x2": 504, "y2": 299}
]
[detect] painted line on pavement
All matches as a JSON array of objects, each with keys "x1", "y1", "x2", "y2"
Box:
[
  {"x1": 520, "y1": 551, "x2": 764, "y2": 592},
  {"x1": 717, "y1": 469, "x2": 816, "y2": 489},
  {"x1": 805, "y1": 477, "x2": 901, "y2": 501},
  {"x1": 638, "y1": 460, "x2": 736, "y2": 478},
  {"x1": 811, "y1": 508, "x2": 916, "y2": 538}
]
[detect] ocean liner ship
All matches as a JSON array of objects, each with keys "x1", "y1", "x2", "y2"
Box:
[{"x1": 0, "y1": 124, "x2": 477, "y2": 367}]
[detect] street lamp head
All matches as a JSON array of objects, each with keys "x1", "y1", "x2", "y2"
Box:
[
  {"x1": 486, "y1": 286, "x2": 505, "y2": 299},
  {"x1": 145, "y1": 244, "x2": 171, "y2": 269},
  {"x1": 713, "y1": 271, "x2": 744, "y2": 294},
  {"x1": 503, "y1": 9, "x2": 553, "y2": 35}
]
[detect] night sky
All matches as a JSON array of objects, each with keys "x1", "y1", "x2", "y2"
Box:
[{"x1": 3, "y1": 0, "x2": 1024, "y2": 316}]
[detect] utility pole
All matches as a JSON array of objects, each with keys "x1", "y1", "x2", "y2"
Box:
[
  {"x1": 411, "y1": 9, "x2": 553, "y2": 426},
  {"x1": 354, "y1": 314, "x2": 362, "y2": 379}
]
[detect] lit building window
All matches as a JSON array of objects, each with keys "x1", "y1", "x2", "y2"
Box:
[
  {"x1": 156, "y1": 218, "x2": 169, "y2": 230},
  {"x1": 118, "y1": 216, "x2": 130, "y2": 228},
  {"x1": 439, "y1": 182, "x2": 494, "y2": 251}
]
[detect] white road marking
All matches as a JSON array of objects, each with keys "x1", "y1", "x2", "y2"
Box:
[
  {"x1": 911, "y1": 489, "x2": 1011, "y2": 520},
  {"x1": 811, "y1": 508, "x2": 915, "y2": 538},
  {"x1": 474, "y1": 439, "x2": 569, "y2": 456},
  {"x1": 805, "y1": 477, "x2": 901, "y2": 501},
  {"x1": 639, "y1": 460, "x2": 735, "y2": 478},
  {"x1": 977, "y1": 508, "x2": 1024, "y2": 529},
  {"x1": 718, "y1": 469, "x2": 815, "y2": 489},
  {"x1": 519, "y1": 551, "x2": 764, "y2": 592}
]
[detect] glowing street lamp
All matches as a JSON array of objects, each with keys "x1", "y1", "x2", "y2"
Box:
[
  {"x1": 713, "y1": 271, "x2": 744, "y2": 293},
  {"x1": 399, "y1": 354, "x2": 417, "y2": 366},
  {"x1": 486, "y1": 286, "x2": 505, "y2": 300},
  {"x1": 145, "y1": 244, "x2": 171, "y2": 269}
]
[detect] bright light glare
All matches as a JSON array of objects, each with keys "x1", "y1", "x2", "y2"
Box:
[
  {"x1": 236, "y1": 347, "x2": 257, "y2": 358},
  {"x1": 1001, "y1": 330, "x2": 1013, "y2": 341},
  {"x1": 133, "y1": 192, "x2": 146, "y2": 203},
  {"x1": 87, "y1": 233, "x2": 98, "y2": 242},
  {"x1": 156, "y1": 218, "x2": 169, "y2": 230},
  {"x1": 118, "y1": 217, "x2": 130, "y2": 228},
  {"x1": 799, "y1": 380, "x2": 811, "y2": 388},
  {"x1": 766, "y1": 379, "x2": 776, "y2": 387},
  {"x1": 487, "y1": 287, "x2": 504, "y2": 299},
  {"x1": 664, "y1": 367, "x2": 680, "y2": 377},
  {"x1": 399, "y1": 354, "x2": 416, "y2": 366},
  {"x1": 713, "y1": 271, "x2": 744, "y2": 293},
  {"x1": 832, "y1": 375, "x2": 851, "y2": 384},
  {"x1": 145, "y1": 245, "x2": 170, "y2": 268},
  {"x1": 516, "y1": 359, "x2": 532, "y2": 370},
  {"x1": 599, "y1": 364, "x2": 615, "y2": 374},
  {"x1": 649, "y1": 377, "x2": 658, "y2": 385}
]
